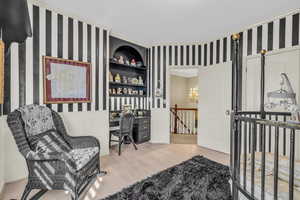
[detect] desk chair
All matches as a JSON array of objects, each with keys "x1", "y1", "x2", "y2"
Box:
[{"x1": 109, "y1": 113, "x2": 137, "y2": 155}]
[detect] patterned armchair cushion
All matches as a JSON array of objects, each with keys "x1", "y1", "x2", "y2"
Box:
[
  {"x1": 17, "y1": 104, "x2": 56, "y2": 137},
  {"x1": 69, "y1": 147, "x2": 99, "y2": 171}
]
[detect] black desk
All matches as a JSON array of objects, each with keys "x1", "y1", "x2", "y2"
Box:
[{"x1": 109, "y1": 116, "x2": 151, "y2": 144}]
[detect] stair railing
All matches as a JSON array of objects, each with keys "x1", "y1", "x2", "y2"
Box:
[{"x1": 170, "y1": 104, "x2": 198, "y2": 135}]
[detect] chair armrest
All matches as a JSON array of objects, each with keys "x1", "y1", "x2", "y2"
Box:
[
  {"x1": 68, "y1": 136, "x2": 100, "y2": 149},
  {"x1": 26, "y1": 151, "x2": 65, "y2": 161},
  {"x1": 26, "y1": 151, "x2": 78, "y2": 172}
]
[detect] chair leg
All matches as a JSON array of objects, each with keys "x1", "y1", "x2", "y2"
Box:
[
  {"x1": 109, "y1": 132, "x2": 112, "y2": 148},
  {"x1": 71, "y1": 189, "x2": 79, "y2": 200},
  {"x1": 118, "y1": 136, "x2": 123, "y2": 156},
  {"x1": 21, "y1": 184, "x2": 31, "y2": 200},
  {"x1": 72, "y1": 194, "x2": 78, "y2": 200},
  {"x1": 128, "y1": 135, "x2": 138, "y2": 150}
]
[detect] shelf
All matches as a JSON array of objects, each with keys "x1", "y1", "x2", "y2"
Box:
[
  {"x1": 110, "y1": 94, "x2": 147, "y2": 98},
  {"x1": 109, "y1": 82, "x2": 146, "y2": 88},
  {"x1": 110, "y1": 61, "x2": 147, "y2": 71}
]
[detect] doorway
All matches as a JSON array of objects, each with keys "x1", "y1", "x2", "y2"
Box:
[{"x1": 169, "y1": 67, "x2": 199, "y2": 144}]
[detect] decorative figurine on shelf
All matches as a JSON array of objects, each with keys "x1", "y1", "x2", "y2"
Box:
[
  {"x1": 123, "y1": 88, "x2": 128, "y2": 94},
  {"x1": 130, "y1": 59, "x2": 136, "y2": 66},
  {"x1": 131, "y1": 77, "x2": 139, "y2": 85},
  {"x1": 122, "y1": 76, "x2": 128, "y2": 84},
  {"x1": 128, "y1": 88, "x2": 133, "y2": 95},
  {"x1": 115, "y1": 73, "x2": 121, "y2": 83},
  {"x1": 125, "y1": 60, "x2": 130, "y2": 65},
  {"x1": 139, "y1": 90, "x2": 143, "y2": 95},
  {"x1": 138, "y1": 76, "x2": 143, "y2": 85},
  {"x1": 117, "y1": 88, "x2": 122, "y2": 95},
  {"x1": 118, "y1": 56, "x2": 125, "y2": 64},
  {"x1": 112, "y1": 88, "x2": 116, "y2": 94},
  {"x1": 109, "y1": 71, "x2": 114, "y2": 82},
  {"x1": 112, "y1": 57, "x2": 118, "y2": 62}
]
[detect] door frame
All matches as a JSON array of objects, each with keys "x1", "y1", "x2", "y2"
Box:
[{"x1": 167, "y1": 65, "x2": 200, "y2": 142}]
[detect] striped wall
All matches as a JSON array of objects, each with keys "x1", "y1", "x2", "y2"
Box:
[
  {"x1": 150, "y1": 10, "x2": 300, "y2": 109},
  {"x1": 109, "y1": 96, "x2": 150, "y2": 111},
  {"x1": 0, "y1": 2, "x2": 109, "y2": 116}
]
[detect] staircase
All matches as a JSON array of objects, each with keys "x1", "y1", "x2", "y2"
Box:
[{"x1": 170, "y1": 104, "x2": 198, "y2": 135}]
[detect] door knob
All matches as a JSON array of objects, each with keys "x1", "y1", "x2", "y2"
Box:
[{"x1": 225, "y1": 110, "x2": 231, "y2": 116}]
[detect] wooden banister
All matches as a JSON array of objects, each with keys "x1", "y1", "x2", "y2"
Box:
[{"x1": 170, "y1": 104, "x2": 198, "y2": 135}]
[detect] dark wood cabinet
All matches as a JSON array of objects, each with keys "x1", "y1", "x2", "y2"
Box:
[
  {"x1": 133, "y1": 117, "x2": 151, "y2": 144},
  {"x1": 109, "y1": 114, "x2": 151, "y2": 145}
]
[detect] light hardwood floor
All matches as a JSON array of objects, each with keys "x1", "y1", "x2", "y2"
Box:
[
  {"x1": 1, "y1": 143, "x2": 229, "y2": 200},
  {"x1": 170, "y1": 133, "x2": 197, "y2": 144}
]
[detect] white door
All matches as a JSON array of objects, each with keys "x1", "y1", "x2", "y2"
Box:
[{"x1": 198, "y1": 62, "x2": 232, "y2": 154}]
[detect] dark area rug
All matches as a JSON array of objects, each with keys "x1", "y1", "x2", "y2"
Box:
[{"x1": 101, "y1": 156, "x2": 232, "y2": 200}]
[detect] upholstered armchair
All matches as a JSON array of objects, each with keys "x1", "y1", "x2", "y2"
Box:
[{"x1": 7, "y1": 104, "x2": 102, "y2": 200}]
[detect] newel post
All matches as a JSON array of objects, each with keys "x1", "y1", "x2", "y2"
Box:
[{"x1": 174, "y1": 104, "x2": 178, "y2": 134}]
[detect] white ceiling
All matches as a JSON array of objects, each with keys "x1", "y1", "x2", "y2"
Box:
[{"x1": 40, "y1": 0, "x2": 300, "y2": 46}]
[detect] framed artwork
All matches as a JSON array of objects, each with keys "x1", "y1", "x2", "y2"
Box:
[
  {"x1": 43, "y1": 56, "x2": 92, "y2": 104},
  {"x1": 0, "y1": 40, "x2": 4, "y2": 104}
]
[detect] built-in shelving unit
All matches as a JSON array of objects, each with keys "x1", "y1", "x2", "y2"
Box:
[
  {"x1": 109, "y1": 36, "x2": 151, "y2": 145},
  {"x1": 109, "y1": 45, "x2": 148, "y2": 99}
]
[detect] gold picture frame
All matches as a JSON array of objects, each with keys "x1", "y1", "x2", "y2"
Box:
[
  {"x1": 0, "y1": 40, "x2": 4, "y2": 105},
  {"x1": 43, "y1": 56, "x2": 92, "y2": 104}
]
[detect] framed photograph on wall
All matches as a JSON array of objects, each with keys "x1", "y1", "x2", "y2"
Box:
[{"x1": 43, "y1": 56, "x2": 92, "y2": 104}]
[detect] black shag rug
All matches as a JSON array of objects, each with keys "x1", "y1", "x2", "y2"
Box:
[{"x1": 101, "y1": 156, "x2": 232, "y2": 200}]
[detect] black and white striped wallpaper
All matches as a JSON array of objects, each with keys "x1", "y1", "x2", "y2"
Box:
[
  {"x1": 149, "y1": 10, "x2": 300, "y2": 109},
  {"x1": 0, "y1": 2, "x2": 109, "y2": 116},
  {"x1": 109, "y1": 96, "x2": 150, "y2": 111},
  {"x1": 1, "y1": 6, "x2": 299, "y2": 114}
]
